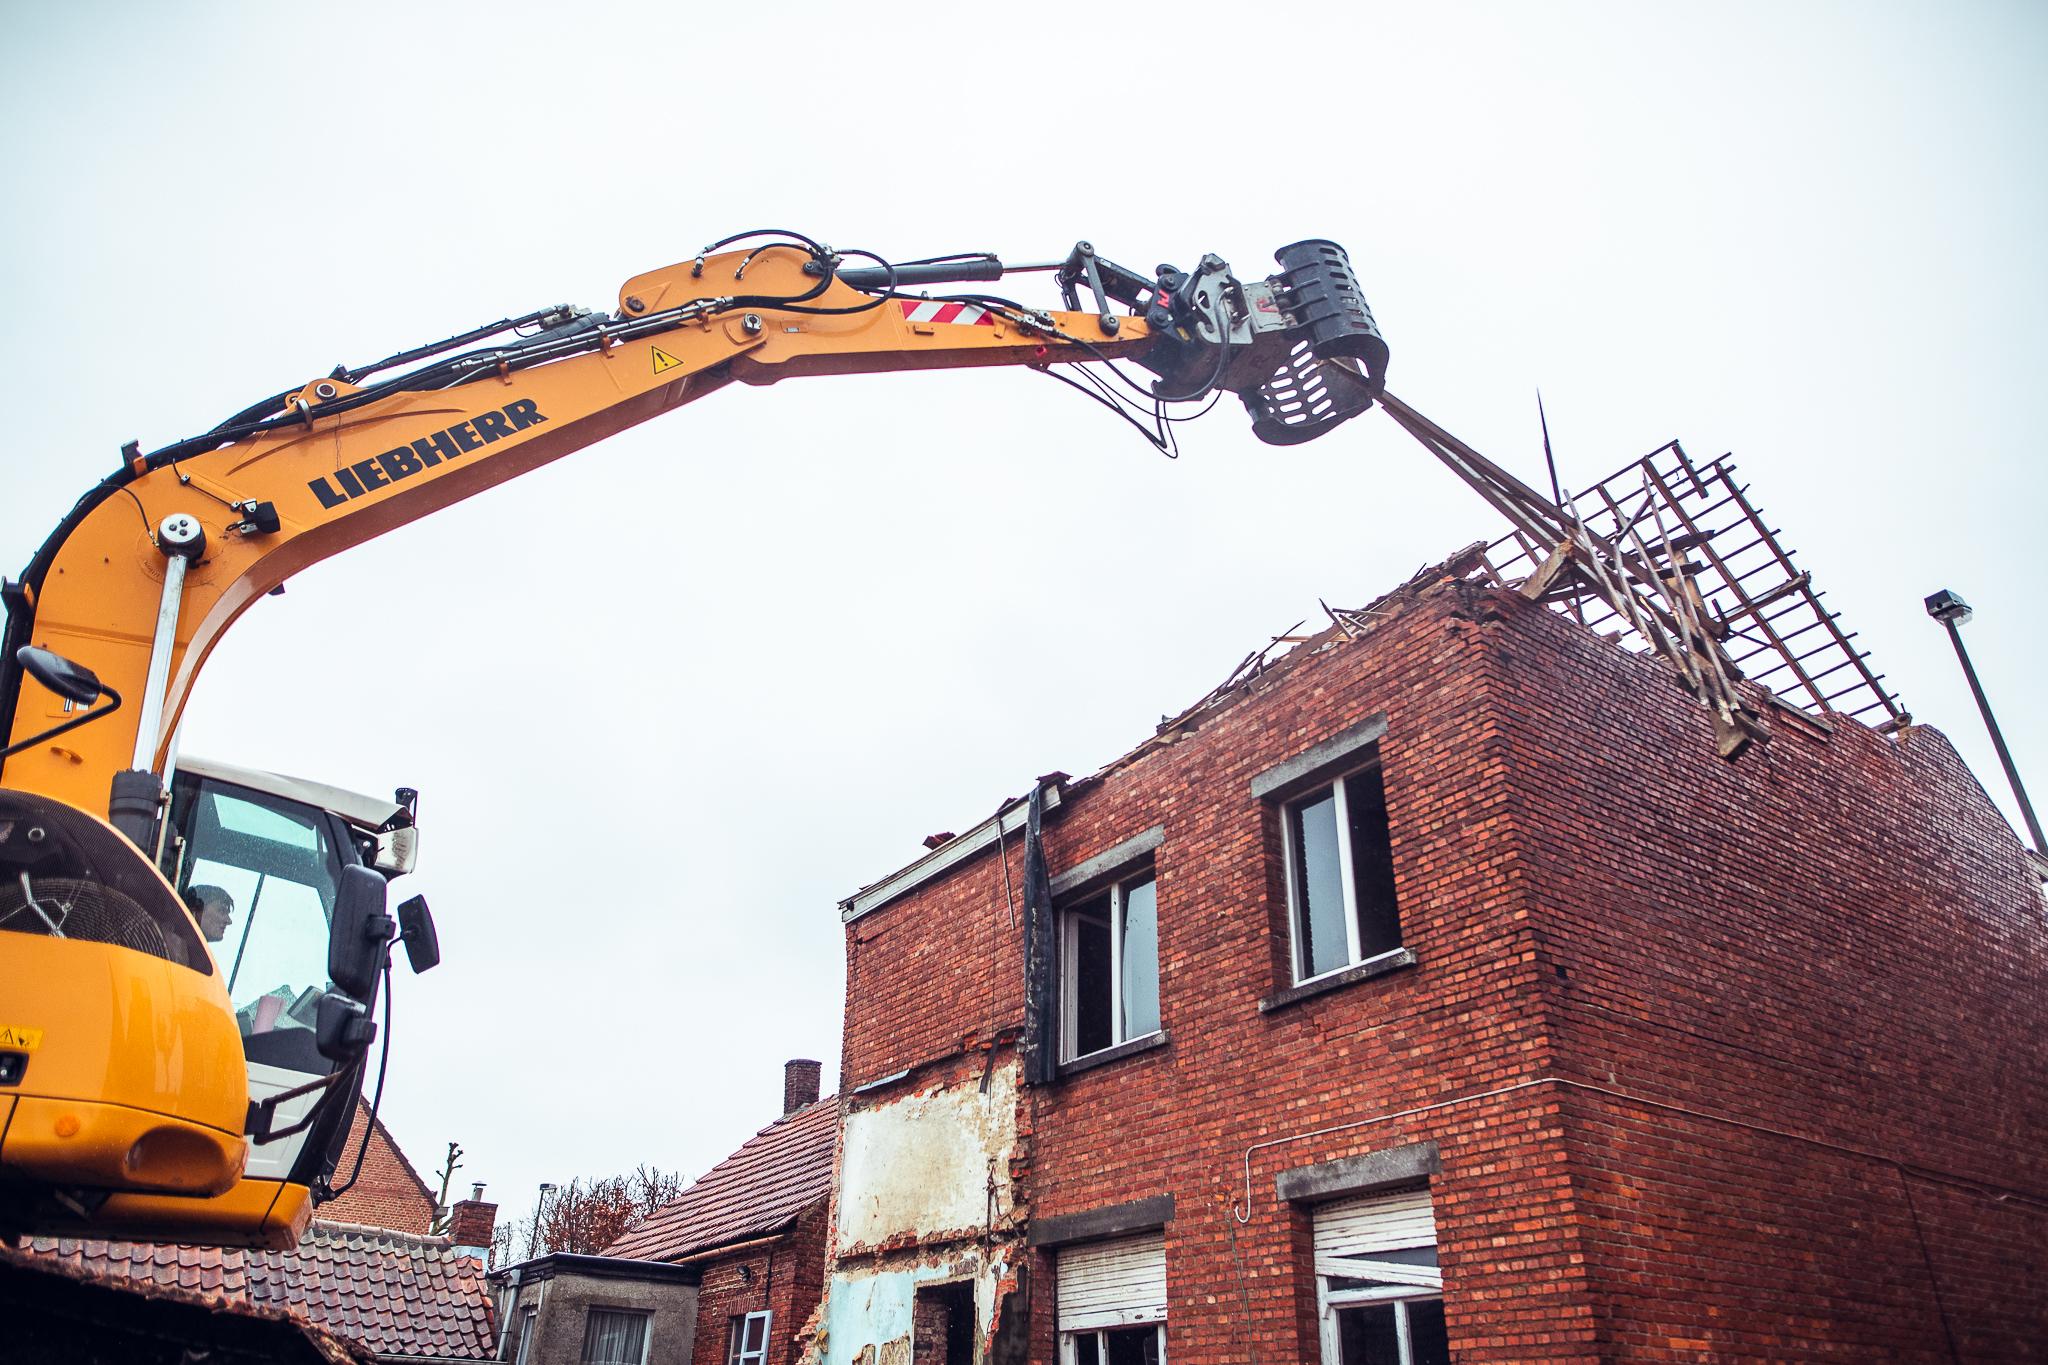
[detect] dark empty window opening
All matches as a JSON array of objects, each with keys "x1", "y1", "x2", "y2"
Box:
[
  {"x1": 1059, "y1": 872, "x2": 1161, "y2": 1061},
  {"x1": 913, "y1": 1280, "x2": 976, "y2": 1365},
  {"x1": 1284, "y1": 765, "x2": 1400, "y2": 983}
]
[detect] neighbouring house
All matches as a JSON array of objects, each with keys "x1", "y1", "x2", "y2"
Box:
[
  {"x1": 489, "y1": 1250, "x2": 701, "y2": 1365},
  {"x1": 813, "y1": 448, "x2": 2048, "y2": 1362},
  {"x1": 603, "y1": 1060, "x2": 839, "y2": 1365},
  {"x1": 487, "y1": 1059, "x2": 835, "y2": 1365},
  {"x1": 8, "y1": 1105, "x2": 501, "y2": 1363}
]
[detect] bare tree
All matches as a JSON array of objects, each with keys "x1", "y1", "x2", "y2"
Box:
[
  {"x1": 511, "y1": 1166, "x2": 687, "y2": 1258},
  {"x1": 428, "y1": 1141, "x2": 464, "y2": 1236}
]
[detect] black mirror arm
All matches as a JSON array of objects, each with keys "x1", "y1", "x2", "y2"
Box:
[
  {"x1": 0, "y1": 685, "x2": 122, "y2": 761},
  {"x1": 245, "y1": 1060, "x2": 358, "y2": 1143}
]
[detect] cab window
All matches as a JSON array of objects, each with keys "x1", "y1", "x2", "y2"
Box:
[{"x1": 168, "y1": 776, "x2": 347, "y2": 1074}]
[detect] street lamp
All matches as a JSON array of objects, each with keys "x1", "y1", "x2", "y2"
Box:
[
  {"x1": 525, "y1": 1182, "x2": 557, "y2": 1261},
  {"x1": 1925, "y1": 589, "x2": 2044, "y2": 857}
]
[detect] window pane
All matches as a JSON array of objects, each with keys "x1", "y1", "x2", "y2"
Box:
[
  {"x1": 1073, "y1": 909, "x2": 1114, "y2": 1056},
  {"x1": 176, "y1": 781, "x2": 345, "y2": 1078},
  {"x1": 1072, "y1": 1334, "x2": 1102, "y2": 1365},
  {"x1": 1290, "y1": 790, "x2": 1351, "y2": 978},
  {"x1": 1119, "y1": 876, "x2": 1159, "y2": 1040},
  {"x1": 744, "y1": 1311, "x2": 769, "y2": 1351},
  {"x1": 1406, "y1": 1299, "x2": 1450, "y2": 1365},
  {"x1": 1105, "y1": 1325, "x2": 1160, "y2": 1365},
  {"x1": 1335, "y1": 1303, "x2": 1401, "y2": 1365},
  {"x1": 1343, "y1": 769, "x2": 1400, "y2": 957},
  {"x1": 582, "y1": 1309, "x2": 648, "y2": 1365}
]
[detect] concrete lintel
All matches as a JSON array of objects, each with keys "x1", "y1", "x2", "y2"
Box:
[
  {"x1": 1050, "y1": 825, "x2": 1166, "y2": 901},
  {"x1": 1275, "y1": 1140, "x2": 1440, "y2": 1205},
  {"x1": 1249, "y1": 713, "x2": 1390, "y2": 803},
  {"x1": 1027, "y1": 1194, "x2": 1175, "y2": 1248}
]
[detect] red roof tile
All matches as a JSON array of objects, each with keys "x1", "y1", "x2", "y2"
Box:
[
  {"x1": 22, "y1": 1220, "x2": 496, "y2": 1360},
  {"x1": 604, "y1": 1099, "x2": 838, "y2": 1262}
]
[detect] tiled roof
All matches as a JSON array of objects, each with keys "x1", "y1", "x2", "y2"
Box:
[
  {"x1": 605, "y1": 1100, "x2": 838, "y2": 1262},
  {"x1": 23, "y1": 1219, "x2": 496, "y2": 1360},
  {"x1": 0, "y1": 1241, "x2": 375, "y2": 1364}
]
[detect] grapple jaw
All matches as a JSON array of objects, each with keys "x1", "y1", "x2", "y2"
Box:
[
  {"x1": 1100, "y1": 238, "x2": 1388, "y2": 445},
  {"x1": 1237, "y1": 240, "x2": 1389, "y2": 445}
]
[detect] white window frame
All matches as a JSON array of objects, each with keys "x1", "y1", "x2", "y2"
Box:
[
  {"x1": 581, "y1": 1307, "x2": 653, "y2": 1365},
  {"x1": 1058, "y1": 870, "x2": 1161, "y2": 1061},
  {"x1": 514, "y1": 1306, "x2": 539, "y2": 1365},
  {"x1": 1057, "y1": 1322, "x2": 1168, "y2": 1364},
  {"x1": 1317, "y1": 1286, "x2": 1444, "y2": 1365},
  {"x1": 727, "y1": 1310, "x2": 771, "y2": 1365},
  {"x1": 1281, "y1": 765, "x2": 1400, "y2": 985}
]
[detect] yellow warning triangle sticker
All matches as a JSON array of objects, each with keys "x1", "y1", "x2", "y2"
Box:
[{"x1": 651, "y1": 347, "x2": 682, "y2": 375}]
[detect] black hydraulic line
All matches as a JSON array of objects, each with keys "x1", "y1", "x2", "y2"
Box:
[{"x1": 338, "y1": 307, "x2": 574, "y2": 383}]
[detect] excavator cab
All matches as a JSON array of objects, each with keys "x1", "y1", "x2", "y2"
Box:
[
  {"x1": 0, "y1": 663, "x2": 433, "y2": 1247},
  {"x1": 160, "y1": 758, "x2": 425, "y2": 1195}
]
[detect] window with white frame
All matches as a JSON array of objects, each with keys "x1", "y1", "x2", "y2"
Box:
[
  {"x1": 513, "y1": 1305, "x2": 539, "y2": 1365},
  {"x1": 581, "y1": 1308, "x2": 651, "y2": 1365},
  {"x1": 1055, "y1": 1233, "x2": 1167, "y2": 1364},
  {"x1": 1314, "y1": 1189, "x2": 1447, "y2": 1365},
  {"x1": 727, "y1": 1310, "x2": 771, "y2": 1365},
  {"x1": 1059, "y1": 871, "x2": 1161, "y2": 1061},
  {"x1": 1281, "y1": 763, "x2": 1400, "y2": 983}
]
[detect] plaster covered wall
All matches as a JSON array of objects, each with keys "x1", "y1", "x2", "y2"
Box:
[{"x1": 834, "y1": 1064, "x2": 1018, "y2": 1255}]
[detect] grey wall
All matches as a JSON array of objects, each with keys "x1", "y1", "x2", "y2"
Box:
[{"x1": 502, "y1": 1268, "x2": 699, "y2": 1365}]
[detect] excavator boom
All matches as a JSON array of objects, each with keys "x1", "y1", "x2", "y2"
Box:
[{"x1": 0, "y1": 230, "x2": 1385, "y2": 1247}]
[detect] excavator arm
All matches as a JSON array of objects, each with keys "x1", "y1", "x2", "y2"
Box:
[
  {"x1": 2, "y1": 234, "x2": 1384, "y2": 801},
  {"x1": 0, "y1": 230, "x2": 1385, "y2": 1247}
]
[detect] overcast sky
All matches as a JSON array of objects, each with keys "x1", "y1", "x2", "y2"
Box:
[{"x1": 4, "y1": 2, "x2": 2042, "y2": 1230}]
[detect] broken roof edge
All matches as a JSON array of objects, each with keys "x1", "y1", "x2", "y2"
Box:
[{"x1": 840, "y1": 779, "x2": 1067, "y2": 923}]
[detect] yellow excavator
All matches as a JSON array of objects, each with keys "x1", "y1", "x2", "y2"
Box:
[{"x1": 0, "y1": 231, "x2": 1387, "y2": 1248}]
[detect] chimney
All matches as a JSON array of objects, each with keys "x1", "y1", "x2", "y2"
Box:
[
  {"x1": 449, "y1": 1185, "x2": 497, "y2": 1262},
  {"x1": 783, "y1": 1058, "x2": 822, "y2": 1115}
]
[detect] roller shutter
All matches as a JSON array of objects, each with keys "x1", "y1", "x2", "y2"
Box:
[
  {"x1": 1313, "y1": 1188, "x2": 1442, "y2": 1291},
  {"x1": 1055, "y1": 1233, "x2": 1167, "y2": 1332}
]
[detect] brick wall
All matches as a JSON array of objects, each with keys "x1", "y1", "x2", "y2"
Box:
[
  {"x1": 690, "y1": 1199, "x2": 831, "y2": 1365},
  {"x1": 319, "y1": 1104, "x2": 437, "y2": 1236},
  {"x1": 833, "y1": 568, "x2": 2048, "y2": 1363},
  {"x1": 1488, "y1": 589, "x2": 2048, "y2": 1360}
]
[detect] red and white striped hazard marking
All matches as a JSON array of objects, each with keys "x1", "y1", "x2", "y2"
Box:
[{"x1": 899, "y1": 300, "x2": 995, "y2": 326}]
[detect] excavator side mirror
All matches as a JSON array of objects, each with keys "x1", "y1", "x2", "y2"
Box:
[
  {"x1": 328, "y1": 865, "x2": 392, "y2": 1003},
  {"x1": 17, "y1": 646, "x2": 104, "y2": 705},
  {"x1": 2, "y1": 648, "x2": 126, "y2": 763},
  {"x1": 315, "y1": 992, "x2": 378, "y2": 1063},
  {"x1": 397, "y1": 894, "x2": 440, "y2": 973}
]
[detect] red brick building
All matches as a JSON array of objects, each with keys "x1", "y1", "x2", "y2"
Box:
[
  {"x1": 597, "y1": 1061, "x2": 837, "y2": 1365},
  {"x1": 322, "y1": 1105, "x2": 441, "y2": 1235},
  {"x1": 814, "y1": 551, "x2": 2048, "y2": 1364}
]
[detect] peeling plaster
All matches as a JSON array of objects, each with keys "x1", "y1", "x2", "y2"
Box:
[
  {"x1": 835, "y1": 1063, "x2": 1018, "y2": 1255},
  {"x1": 816, "y1": 1253, "x2": 1015, "y2": 1365},
  {"x1": 815, "y1": 1058, "x2": 1029, "y2": 1365}
]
